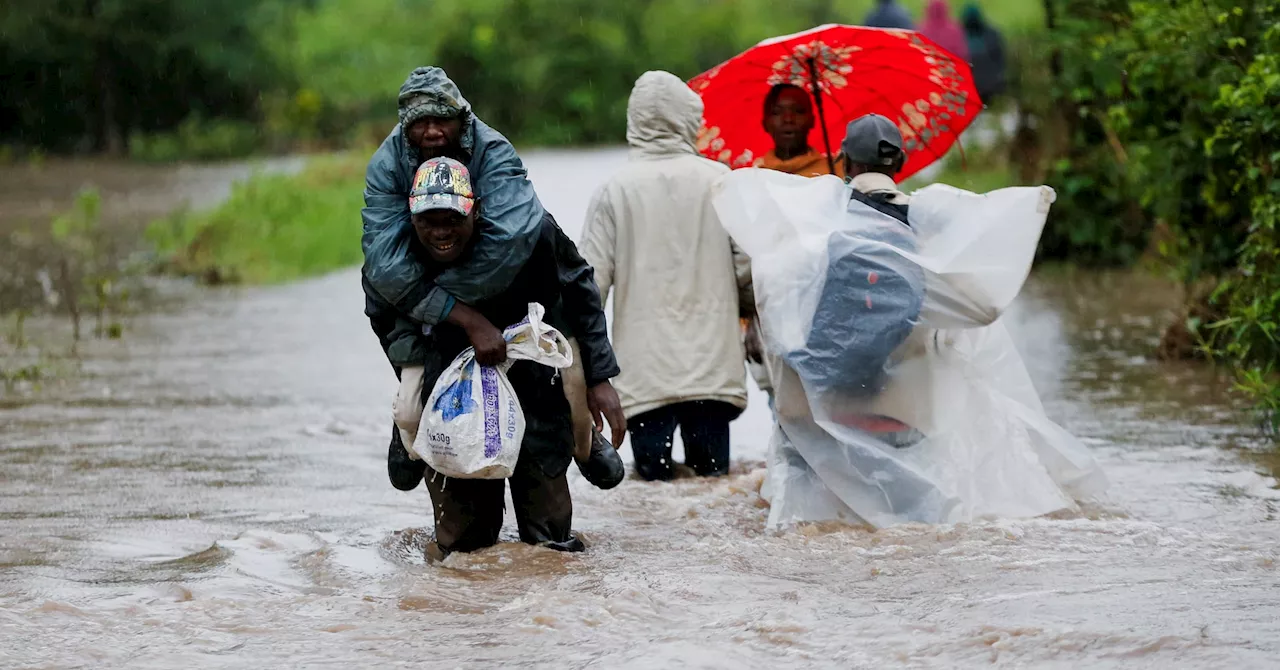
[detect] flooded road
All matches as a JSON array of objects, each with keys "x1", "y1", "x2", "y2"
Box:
[{"x1": 3, "y1": 150, "x2": 1280, "y2": 668}]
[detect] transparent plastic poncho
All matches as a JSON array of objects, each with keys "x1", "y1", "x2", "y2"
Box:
[{"x1": 713, "y1": 169, "x2": 1108, "y2": 529}]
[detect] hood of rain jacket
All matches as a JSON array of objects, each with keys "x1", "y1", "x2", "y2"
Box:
[
  {"x1": 361, "y1": 67, "x2": 546, "y2": 327},
  {"x1": 625, "y1": 70, "x2": 703, "y2": 159}
]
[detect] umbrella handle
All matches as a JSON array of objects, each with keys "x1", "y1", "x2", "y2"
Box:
[{"x1": 807, "y1": 57, "x2": 837, "y2": 175}]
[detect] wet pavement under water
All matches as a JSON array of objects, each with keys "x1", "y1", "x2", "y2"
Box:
[{"x1": 3, "y1": 150, "x2": 1280, "y2": 668}]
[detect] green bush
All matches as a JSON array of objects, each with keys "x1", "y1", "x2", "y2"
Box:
[
  {"x1": 129, "y1": 116, "x2": 262, "y2": 162},
  {"x1": 147, "y1": 154, "x2": 366, "y2": 283},
  {"x1": 1028, "y1": 0, "x2": 1280, "y2": 428},
  {"x1": 1199, "y1": 19, "x2": 1280, "y2": 430},
  {"x1": 1004, "y1": 1, "x2": 1151, "y2": 266},
  {"x1": 1111, "y1": 1, "x2": 1276, "y2": 287},
  {"x1": 1028, "y1": 0, "x2": 1278, "y2": 276},
  {"x1": 1, "y1": 0, "x2": 284, "y2": 154}
]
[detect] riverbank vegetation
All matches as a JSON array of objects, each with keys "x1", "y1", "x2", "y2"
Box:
[
  {"x1": 1014, "y1": 0, "x2": 1280, "y2": 430},
  {"x1": 1, "y1": 188, "x2": 141, "y2": 393},
  {"x1": 147, "y1": 155, "x2": 365, "y2": 284}
]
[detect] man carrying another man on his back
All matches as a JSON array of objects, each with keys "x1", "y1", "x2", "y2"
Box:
[
  {"x1": 362, "y1": 67, "x2": 626, "y2": 502},
  {"x1": 366, "y1": 156, "x2": 624, "y2": 558}
]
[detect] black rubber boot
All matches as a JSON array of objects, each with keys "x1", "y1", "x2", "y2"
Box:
[
  {"x1": 575, "y1": 429, "x2": 625, "y2": 490},
  {"x1": 387, "y1": 423, "x2": 426, "y2": 491},
  {"x1": 540, "y1": 534, "x2": 586, "y2": 553}
]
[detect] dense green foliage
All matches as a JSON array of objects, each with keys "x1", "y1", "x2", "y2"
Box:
[
  {"x1": 1027, "y1": 0, "x2": 1280, "y2": 426},
  {"x1": 1024, "y1": 0, "x2": 1276, "y2": 272},
  {"x1": 0, "y1": 0, "x2": 290, "y2": 154},
  {"x1": 276, "y1": 0, "x2": 1038, "y2": 147},
  {"x1": 1200, "y1": 18, "x2": 1280, "y2": 428},
  {"x1": 1006, "y1": 0, "x2": 1145, "y2": 266},
  {"x1": 3, "y1": 0, "x2": 1038, "y2": 156}
]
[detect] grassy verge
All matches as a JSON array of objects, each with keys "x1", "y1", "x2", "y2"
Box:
[
  {"x1": 147, "y1": 153, "x2": 367, "y2": 284},
  {"x1": 907, "y1": 163, "x2": 1016, "y2": 194}
]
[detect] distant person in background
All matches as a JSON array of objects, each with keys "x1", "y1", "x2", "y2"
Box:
[
  {"x1": 920, "y1": 0, "x2": 970, "y2": 62},
  {"x1": 579, "y1": 71, "x2": 750, "y2": 482},
  {"x1": 962, "y1": 3, "x2": 1008, "y2": 103},
  {"x1": 756, "y1": 84, "x2": 841, "y2": 177},
  {"x1": 864, "y1": 0, "x2": 915, "y2": 30}
]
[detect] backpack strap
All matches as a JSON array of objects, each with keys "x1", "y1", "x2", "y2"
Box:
[{"x1": 849, "y1": 188, "x2": 910, "y2": 226}]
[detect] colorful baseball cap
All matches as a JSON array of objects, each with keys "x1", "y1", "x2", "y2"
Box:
[{"x1": 409, "y1": 157, "x2": 475, "y2": 216}]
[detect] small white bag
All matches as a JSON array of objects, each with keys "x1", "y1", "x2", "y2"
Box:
[{"x1": 414, "y1": 303, "x2": 573, "y2": 479}]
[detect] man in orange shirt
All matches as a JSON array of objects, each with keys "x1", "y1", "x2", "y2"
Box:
[
  {"x1": 747, "y1": 83, "x2": 843, "y2": 407},
  {"x1": 755, "y1": 83, "x2": 843, "y2": 178}
]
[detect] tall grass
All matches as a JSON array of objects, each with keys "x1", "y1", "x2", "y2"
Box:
[{"x1": 147, "y1": 154, "x2": 367, "y2": 284}]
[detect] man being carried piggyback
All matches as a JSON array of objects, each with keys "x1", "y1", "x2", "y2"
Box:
[{"x1": 365, "y1": 156, "x2": 625, "y2": 559}]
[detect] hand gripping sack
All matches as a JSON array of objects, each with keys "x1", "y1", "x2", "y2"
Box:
[{"x1": 414, "y1": 303, "x2": 573, "y2": 479}]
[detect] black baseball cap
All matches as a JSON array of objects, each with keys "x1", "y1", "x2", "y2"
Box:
[{"x1": 841, "y1": 114, "x2": 907, "y2": 167}]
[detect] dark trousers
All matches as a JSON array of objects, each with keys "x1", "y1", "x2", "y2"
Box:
[
  {"x1": 626, "y1": 400, "x2": 741, "y2": 481},
  {"x1": 414, "y1": 359, "x2": 577, "y2": 560},
  {"x1": 422, "y1": 457, "x2": 573, "y2": 560}
]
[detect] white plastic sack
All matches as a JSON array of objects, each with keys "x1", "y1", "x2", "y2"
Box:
[
  {"x1": 713, "y1": 169, "x2": 1108, "y2": 529},
  {"x1": 415, "y1": 303, "x2": 573, "y2": 479}
]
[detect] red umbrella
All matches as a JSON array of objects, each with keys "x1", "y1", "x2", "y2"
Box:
[{"x1": 689, "y1": 24, "x2": 982, "y2": 181}]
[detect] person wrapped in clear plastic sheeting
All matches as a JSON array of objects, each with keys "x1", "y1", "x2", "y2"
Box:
[{"x1": 714, "y1": 116, "x2": 1107, "y2": 529}]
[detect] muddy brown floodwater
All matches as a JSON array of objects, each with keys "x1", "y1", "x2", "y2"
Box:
[{"x1": 3, "y1": 149, "x2": 1280, "y2": 669}]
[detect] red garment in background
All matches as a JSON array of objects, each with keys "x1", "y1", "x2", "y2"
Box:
[{"x1": 919, "y1": 0, "x2": 971, "y2": 62}]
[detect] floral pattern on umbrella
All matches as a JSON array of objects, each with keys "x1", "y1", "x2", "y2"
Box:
[
  {"x1": 892, "y1": 32, "x2": 973, "y2": 157},
  {"x1": 767, "y1": 40, "x2": 861, "y2": 93}
]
